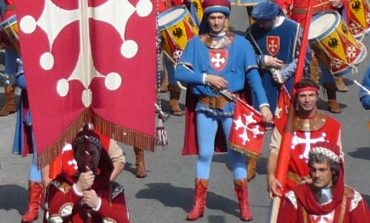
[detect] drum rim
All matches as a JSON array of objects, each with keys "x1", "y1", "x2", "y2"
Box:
[
  {"x1": 0, "y1": 14, "x2": 17, "y2": 27},
  {"x1": 309, "y1": 11, "x2": 340, "y2": 41},
  {"x1": 158, "y1": 5, "x2": 190, "y2": 31}
]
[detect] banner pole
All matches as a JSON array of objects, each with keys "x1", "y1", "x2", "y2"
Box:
[{"x1": 269, "y1": 0, "x2": 314, "y2": 222}]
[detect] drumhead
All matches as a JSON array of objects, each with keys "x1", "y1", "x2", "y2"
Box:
[
  {"x1": 309, "y1": 12, "x2": 338, "y2": 40},
  {"x1": 158, "y1": 6, "x2": 186, "y2": 30}
]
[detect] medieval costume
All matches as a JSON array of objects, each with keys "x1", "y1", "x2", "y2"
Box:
[
  {"x1": 46, "y1": 127, "x2": 129, "y2": 223},
  {"x1": 246, "y1": 1, "x2": 304, "y2": 113},
  {"x1": 11, "y1": 63, "x2": 44, "y2": 223},
  {"x1": 270, "y1": 83, "x2": 342, "y2": 191},
  {"x1": 175, "y1": 0, "x2": 271, "y2": 220},
  {"x1": 359, "y1": 67, "x2": 370, "y2": 110},
  {"x1": 278, "y1": 143, "x2": 370, "y2": 223}
]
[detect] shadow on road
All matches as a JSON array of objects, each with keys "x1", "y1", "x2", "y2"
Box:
[
  {"x1": 136, "y1": 183, "x2": 239, "y2": 216},
  {"x1": 362, "y1": 194, "x2": 370, "y2": 206},
  {"x1": 0, "y1": 184, "x2": 27, "y2": 214},
  {"x1": 347, "y1": 147, "x2": 370, "y2": 160},
  {"x1": 317, "y1": 98, "x2": 348, "y2": 111},
  {"x1": 213, "y1": 155, "x2": 268, "y2": 176}
]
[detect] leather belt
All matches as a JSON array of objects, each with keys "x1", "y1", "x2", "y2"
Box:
[{"x1": 199, "y1": 93, "x2": 240, "y2": 110}]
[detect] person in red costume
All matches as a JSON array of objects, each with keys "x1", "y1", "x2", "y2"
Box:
[
  {"x1": 267, "y1": 78, "x2": 342, "y2": 197},
  {"x1": 278, "y1": 142, "x2": 370, "y2": 222},
  {"x1": 274, "y1": 0, "x2": 348, "y2": 113},
  {"x1": 45, "y1": 125, "x2": 129, "y2": 223}
]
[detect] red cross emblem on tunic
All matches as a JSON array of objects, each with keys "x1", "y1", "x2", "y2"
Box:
[
  {"x1": 209, "y1": 49, "x2": 228, "y2": 71},
  {"x1": 267, "y1": 36, "x2": 280, "y2": 57}
]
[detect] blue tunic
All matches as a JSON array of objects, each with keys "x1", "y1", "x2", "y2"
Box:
[
  {"x1": 248, "y1": 17, "x2": 301, "y2": 112},
  {"x1": 175, "y1": 34, "x2": 269, "y2": 116}
]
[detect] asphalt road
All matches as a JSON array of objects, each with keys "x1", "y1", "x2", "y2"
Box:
[{"x1": 0, "y1": 6, "x2": 369, "y2": 223}]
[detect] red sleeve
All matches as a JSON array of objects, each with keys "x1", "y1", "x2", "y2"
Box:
[
  {"x1": 277, "y1": 198, "x2": 299, "y2": 223},
  {"x1": 350, "y1": 200, "x2": 370, "y2": 223},
  {"x1": 96, "y1": 191, "x2": 130, "y2": 223},
  {"x1": 47, "y1": 182, "x2": 81, "y2": 217}
]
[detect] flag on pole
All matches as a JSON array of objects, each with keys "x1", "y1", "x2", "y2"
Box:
[
  {"x1": 274, "y1": 85, "x2": 291, "y2": 121},
  {"x1": 229, "y1": 99, "x2": 265, "y2": 159},
  {"x1": 16, "y1": 0, "x2": 157, "y2": 167}
]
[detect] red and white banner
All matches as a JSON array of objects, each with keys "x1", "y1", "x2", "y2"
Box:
[
  {"x1": 16, "y1": 0, "x2": 157, "y2": 166},
  {"x1": 229, "y1": 100, "x2": 265, "y2": 158},
  {"x1": 274, "y1": 85, "x2": 291, "y2": 121}
]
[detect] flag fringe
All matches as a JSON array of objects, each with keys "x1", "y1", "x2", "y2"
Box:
[
  {"x1": 39, "y1": 108, "x2": 155, "y2": 168},
  {"x1": 39, "y1": 109, "x2": 91, "y2": 168},
  {"x1": 92, "y1": 112, "x2": 156, "y2": 152},
  {"x1": 228, "y1": 142, "x2": 261, "y2": 159}
]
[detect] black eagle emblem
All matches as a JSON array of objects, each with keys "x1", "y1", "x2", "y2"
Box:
[
  {"x1": 328, "y1": 38, "x2": 339, "y2": 49},
  {"x1": 173, "y1": 27, "x2": 184, "y2": 40},
  {"x1": 352, "y1": 0, "x2": 362, "y2": 12}
]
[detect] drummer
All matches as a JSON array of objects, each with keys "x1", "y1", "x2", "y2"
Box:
[
  {"x1": 159, "y1": 0, "x2": 185, "y2": 117},
  {"x1": 0, "y1": 0, "x2": 18, "y2": 117},
  {"x1": 275, "y1": 0, "x2": 346, "y2": 113}
]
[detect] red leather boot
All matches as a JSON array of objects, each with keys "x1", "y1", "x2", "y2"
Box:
[
  {"x1": 234, "y1": 178, "x2": 253, "y2": 221},
  {"x1": 21, "y1": 181, "x2": 43, "y2": 223},
  {"x1": 186, "y1": 179, "x2": 208, "y2": 221}
]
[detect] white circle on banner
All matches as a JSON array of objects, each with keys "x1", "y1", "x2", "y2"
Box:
[
  {"x1": 40, "y1": 52, "x2": 54, "y2": 70},
  {"x1": 136, "y1": 0, "x2": 152, "y2": 17},
  {"x1": 82, "y1": 89, "x2": 92, "y2": 108},
  {"x1": 105, "y1": 72, "x2": 122, "y2": 91},
  {"x1": 121, "y1": 40, "x2": 138, "y2": 58},
  {"x1": 56, "y1": 79, "x2": 69, "y2": 97},
  {"x1": 20, "y1": 15, "x2": 37, "y2": 34}
]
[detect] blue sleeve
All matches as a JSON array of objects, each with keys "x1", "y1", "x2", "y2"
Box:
[
  {"x1": 174, "y1": 38, "x2": 204, "y2": 84},
  {"x1": 281, "y1": 26, "x2": 309, "y2": 80},
  {"x1": 16, "y1": 74, "x2": 27, "y2": 90},
  {"x1": 360, "y1": 68, "x2": 370, "y2": 110},
  {"x1": 247, "y1": 68, "x2": 269, "y2": 107}
]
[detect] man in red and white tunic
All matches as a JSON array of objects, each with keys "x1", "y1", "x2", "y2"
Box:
[
  {"x1": 267, "y1": 78, "x2": 342, "y2": 197},
  {"x1": 277, "y1": 142, "x2": 370, "y2": 222},
  {"x1": 45, "y1": 125, "x2": 129, "y2": 223}
]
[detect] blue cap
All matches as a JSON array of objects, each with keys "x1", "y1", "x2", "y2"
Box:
[{"x1": 252, "y1": 1, "x2": 281, "y2": 21}]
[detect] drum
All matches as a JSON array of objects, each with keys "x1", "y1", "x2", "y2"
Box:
[
  {"x1": 188, "y1": 0, "x2": 204, "y2": 26},
  {"x1": 0, "y1": 15, "x2": 20, "y2": 52},
  {"x1": 158, "y1": 5, "x2": 199, "y2": 62},
  {"x1": 345, "y1": 0, "x2": 370, "y2": 38},
  {"x1": 309, "y1": 11, "x2": 367, "y2": 75}
]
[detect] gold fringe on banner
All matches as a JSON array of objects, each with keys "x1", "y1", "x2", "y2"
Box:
[
  {"x1": 39, "y1": 108, "x2": 156, "y2": 168},
  {"x1": 39, "y1": 109, "x2": 91, "y2": 168},
  {"x1": 92, "y1": 111, "x2": 156, "y2": 152},
  {"x1": 228, "y1": 142, "x2": 262, "y2": 160}
]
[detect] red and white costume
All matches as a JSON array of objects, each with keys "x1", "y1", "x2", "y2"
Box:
[{"x1": 270, "y1": 111, "x2": 342, "y2": 191}]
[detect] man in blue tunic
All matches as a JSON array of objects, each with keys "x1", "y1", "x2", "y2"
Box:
[
  {"x1": 246, "y1": 1, "x2": 305, "y2": 114},
  {"x1": 175, "y1": 0, "x2": 273, "y2": 221}
]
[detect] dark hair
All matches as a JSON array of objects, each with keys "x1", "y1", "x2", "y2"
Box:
[
  {"x1": 294, "y1": 78, "x2": 320, "y2": 91},
  {"x1": 308, "y1": 152, "x2": 340, "y2": 185},
  {"x1": 72, "y1": 124, "x2": 103, "y2": 155}
]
